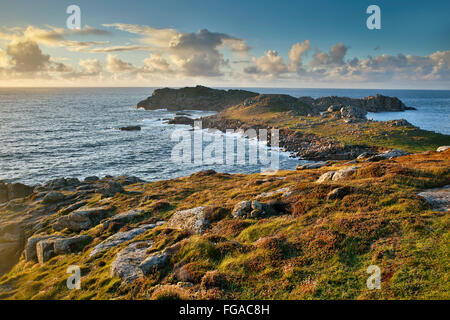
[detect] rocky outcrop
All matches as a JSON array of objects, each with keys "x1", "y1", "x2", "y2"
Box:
[
  {"x1": 101, "y1": 209, "x2": 144, "y2": 230},
  {"x1": 296, "y1": 161, "x2": 328, "y2": 170},
  {"x1": 139, "y1": 251, "x2": 170, "y2": 274},
  {"x1": 110, "y1": 241, "x2": 153, "y2": 283},
  {"x1": 436, "y1": 146, "x2": 450, "y2": 152},
  {"x1": 168, "y1": 116, "x2": 195, "y2": 126},
  {"x1": 89, "y1": 223, "x2": 159, "y2": 257},
  {"x1": 26, "y1": 234, "x2": 92, "y2": 264},
  {"x1": 418, "y1": 185, "x2": 450, "y2": 212},
  {"x1": 366, "y1": 149, "x2": 408, "y2": 162},
  {"x1": 42, "y1": 191, "x2": 65, "y2": 204},
  {"x1": 316, "y1": 166, "x2": 359, "y2": 183},
  {"x1": 0, "y1": 182, "x2": 34, "y2": 203},
  {"x1": 254, "y1": 187, "x2": 293, "y2": 200},
  {"x1": 200, "y1": 117, "x2": 379, "y2": 161},
  {"x1": 167, "y1": 206, "x2": 210, "y2": 234},
  {"x1": 231, "y1": 200, "x2": 278, "y2": 219},
  {"x1": 298, "y1": 94, "x2": 415, "y2": 112},
  {"x1": 54, "y1": 206, "x2": 113, "y2": 232},
  {"x1": 119, "y1": 126, "x2": 141, "y2": 131},
  {"x1": 137, "y1": 85, "x2": 258, "y2": 111}
]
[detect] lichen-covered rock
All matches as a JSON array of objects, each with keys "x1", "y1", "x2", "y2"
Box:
[
  {"x1": 340, "y1": 106, "x2": 367, "y2": 120},
  {"x1": 25, "y1": 234, "x2": 56, "y2": 262},
  {"x1": 255, "y1": 187, "x2": 293, "y2": 199},
  {"x1": 6, "y1": 183, "x2": 34, "y2": 201},
  {"x1": 110, "y1": 241, "x2": 153, "y2": 283},
  {"x1": 327, "y1": 187, "x2": 351, "y2": 200},
  {"x1": 42, "y1": 191, "x2": 65, "y2": 204},
  {"x1": 296, "y1": 161, "x2": 328, "y2": 170},
  {"x1": 231, "y1": 201, "x2": 252, "y2": 218},
  {"x1": 36, "y1": 235, "x2": 91, "y2": 264},
  {"x1": 418, "y1": 185, "x2": 450, "y2": 212},
  {"x1": 89, "y1": 224, "x2": 156, "y2": 257},
  {"x1": 95, "y1": 181, "x2": 124, "y2": 197},
  {"x1": 332, "y1": 166, "x2": 359, "y2": 181},
  {"x1": 139, "y1": 251, "x2": 169, "y2": 275},
  {"x1": 167, "y1": 206, "x2": 210, "y2": 234},
  {"x1": 101, "y1": 209, "x2": 143, "y2": 230},
  {"x1": 436, "y1": 146, "x2": 450, "y2": 152},
  {"x1": 316, "y1": 171, "x2": 336, "y2": 183},
  {"x1": 232, "y1": 200, "x2": 279, "y2": 219},
  {"x1": 54, "y1": 206, "x2": 112, "y2": 232},
  {"x1": 367, "y1": 149, "x2": 408, "y2": 162}
]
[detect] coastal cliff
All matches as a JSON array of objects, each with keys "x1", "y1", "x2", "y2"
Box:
[{"x1": 137, "y1": 86, "x2": 415, "y2": 113}]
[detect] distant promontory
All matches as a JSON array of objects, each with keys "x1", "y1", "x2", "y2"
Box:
[
  {"x1": 137, "y1": 85, "x2": 258, "y2": 111},
  {"x1": 137, "y1": 85, "x2": 416, "y2": 113}
]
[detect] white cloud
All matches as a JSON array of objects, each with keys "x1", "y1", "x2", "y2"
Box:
[
  {"x1": 288, "y1": 40, "x2": 310, "y2": 72},
  {"x1": 106, "y1": 54, "x2": 136, "y2": 73},
  {"x1": 244, "y1": 50, "x2": 288, "y2": 76}
]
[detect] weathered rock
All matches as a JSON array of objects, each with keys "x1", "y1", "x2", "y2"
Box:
[
  {"x1": 7, "y1": 183, "x2": 34, "y2": 201},
  {"x1": 25, "y1": 234, "x2": 56, "y2": 262},
  {"x1": 84, "y1": 176, "x2": 99, "y2": 182},
  {"x1": 332, "y1": 166, "x2": 359, "y2": 181},
  {"x1": 42, "y1": 191, "x2": 65, "y2": 204},
  {"x1": 167, "y1": 206, "x2": 210, "y2": 234},
  {"x1": 232, "y1": 200, "x2": 279, "y2": 219},
  {"x1": 296, "y1": 161, "x2": 328, "y2": 170},
  {"x1": 255, "y1": 187, "x2": 293, "y2": 199},
  {"x1": 115, "y1": 175, "x2": 144, "y2": 186},
  {"x1": 386, "y1": 119, "x2": 415, "y2": 127},
  {"x1": 35, "y1": 235, "x2": 91, "y2": 264},
  {"x1": 43, "y1": 177, "x2": 80, "y2": 190},
  {"x1": 327, "y1": 187, "x2": 351, "y2": 200},
  {"x1": 119, "y1": 126, "x2": 141, "y2": 131},
  {"x1": 89, "y1": 224, "x2": 156, "y2": 257},
  {"x1": 231, "y1": 201, "x2": 252, "y2": 218},
  {"x1": 340, "y1": 106, "x2": 367, "y2": 120},
  {"x1": 54, "y1": 206, "x2": 112, "y2": 232},
  {"x1": 367, "y1": 149, "x2": 408, "y2": 162},
  {"x1": 110, "y1": 241, "x2": 153, "y2": 283},
  {"x1": 139, "y1": 251, "x2": 170, "y2": 275},
  {"x1": 436, "y1": 146, "x2": 450, "y2": 152},
  {"x1": 95, "y1": 181, "x2": 124, "y2": 197},
  {"x1": 316, "y1": 171, "x2": 336, "y2": 183},
  {"x1": 168, "y1": 116, "x2": 194, "y2": 126},
  {"x1": 418, "y1": 185, "x2": 450, "y2": 212},
  {"x1": 102, "y1": 209, "x2": 144, "y2": 230}
]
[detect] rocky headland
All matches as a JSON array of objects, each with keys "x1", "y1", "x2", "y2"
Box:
[
  {"x1": 137, "y1": 85, "x2": 258, "y2": 111},
  {"x1": 137, "y1": 86, "x2": 444, "y2": 161}
]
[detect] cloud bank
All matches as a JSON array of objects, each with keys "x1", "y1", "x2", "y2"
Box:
[{"x1": 0, "y1": 23, "x2": 448, "y2": 88}]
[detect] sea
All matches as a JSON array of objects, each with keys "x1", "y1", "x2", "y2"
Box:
[{"x1": 0, "y1": 87, "x2": 448, "y2": 185}]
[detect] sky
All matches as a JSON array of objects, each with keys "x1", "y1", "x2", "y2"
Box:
[{"x1": 0, "y1": 0, "x2": 449, "y2": 88}]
